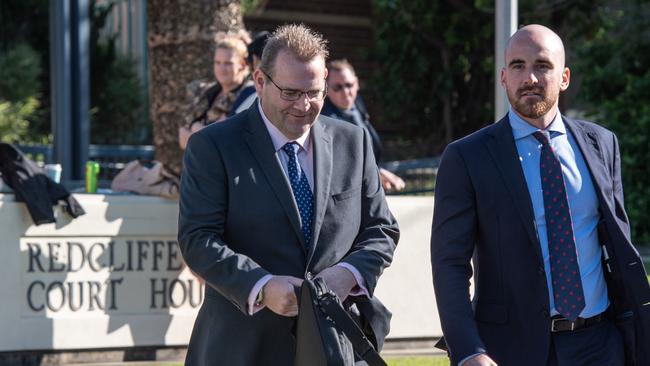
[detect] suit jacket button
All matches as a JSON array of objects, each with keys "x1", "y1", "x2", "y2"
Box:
[
  {"x1": 306, "y1": 272, "x2": 313, "y2": 280},
  {"x1": 542, "y1": 309, "x2": 549, "y2": 317},
  {"x1": 538, "y1": 267, "x2": 545, "y2": 275}
]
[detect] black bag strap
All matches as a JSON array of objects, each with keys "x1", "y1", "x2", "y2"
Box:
[{"x1": 312, "y1": 279, "x2": 388, "y2": 366}]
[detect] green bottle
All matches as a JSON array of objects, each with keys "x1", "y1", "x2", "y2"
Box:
[{"x1": 85, "y1": 161, "x2": 100, "y2": 193}]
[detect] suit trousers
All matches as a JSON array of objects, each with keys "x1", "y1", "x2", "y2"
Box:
[{"x1": 546, "y1": 318, "x2": 624, "y2": 366}]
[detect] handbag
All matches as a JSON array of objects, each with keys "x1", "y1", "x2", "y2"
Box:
[
  {"x1": 110, "y1": 160, "x2": 180, "y2": 199},
  {"x1": 294, "y1": 277, "x2": 388, "y2": 366}
]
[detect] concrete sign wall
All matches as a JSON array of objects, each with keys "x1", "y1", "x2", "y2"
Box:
[
  {"x1": 0, "y1": 194, "x2": 201, "y2": 351},
  {"x1": 374, "y1": 196, "x2": 441, "y2": 339},
  {"x1": 22, "y1": 237, "x2": 201, "y2": 314},
  {"x1": 0, "y1": 194, "x2": 440, "y2": 352}
]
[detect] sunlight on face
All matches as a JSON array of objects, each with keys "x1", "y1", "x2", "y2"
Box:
[
  {"x1": 213, "y1": 48, "x2": 246, "y2": 88},
  {"x1": 255, "y1": 50, "x2": 327, "y2": 140},
  {"x1": 501, "y1": 26, "x2": 570, "y2": 127},
  {"x1": 327, "y1": 68, "x2": 358, "y2": 111}
]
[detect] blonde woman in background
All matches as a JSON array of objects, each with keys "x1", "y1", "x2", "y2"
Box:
[{"x1": 179, "y1": 34, "x2": 256, "y2": 150}]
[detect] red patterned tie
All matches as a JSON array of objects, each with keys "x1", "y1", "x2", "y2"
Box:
[{"x1": 533, "y1": 131, "x2": 585, "y2": 322}]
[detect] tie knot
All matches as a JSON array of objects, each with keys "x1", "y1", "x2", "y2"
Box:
[
  {"x1": 282, "y1": 142, "x2": 299, "y2": 157},
  {"x1": 533, "y1": 131, "x2": 550, "y2": 146}
]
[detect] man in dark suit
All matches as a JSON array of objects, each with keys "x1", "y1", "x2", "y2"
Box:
[
  {"x1": 321, "y1": 59, "x2": 405, "y2": 192},
  {"x1": 178, "y1": 24, "x2": 399, "y2": 365},
  {"x1": 431, "y1": 24, "x2": 650, "y2": 366}
]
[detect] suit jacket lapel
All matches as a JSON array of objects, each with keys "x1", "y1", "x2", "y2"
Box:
[
  {"x1": 242, "y1": 104, "x2": 307, "y2": 252},
  {"x1": 308, "y1": 118, "x2": 333, "y2": 257},
  {"x1": 563, "y1": 116, "x2": 607, "y2": 189},
  {"x1": 563, "y1": 116, "x2": 617, "y2": 230},
  {"x1": 485, "y1": 116, "x2": 543, "y2": 265}
]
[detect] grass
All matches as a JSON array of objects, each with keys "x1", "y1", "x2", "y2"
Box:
[
  {"x1": 141, "y1": 356, "x2": 450, "y2": 366},
  {"x1": 386, "y1": 355, "x2": 449, "y2": 366}
]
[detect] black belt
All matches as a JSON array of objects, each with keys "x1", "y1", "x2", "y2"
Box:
[{"x1": 550, "y1": 312, "x2": 606, "y2": 333}]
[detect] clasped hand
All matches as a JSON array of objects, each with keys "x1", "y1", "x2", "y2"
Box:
[{"x1": 262, "y1": 266, "x2": 357, "y2": 317}]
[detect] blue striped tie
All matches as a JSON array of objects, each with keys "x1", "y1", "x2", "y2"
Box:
[{"x1": 282, "y1": 142, "x2": 314, "y2": 247}]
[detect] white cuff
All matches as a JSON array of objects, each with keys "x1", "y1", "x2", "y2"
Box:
[
  {"x1": 335, "y1": 262, "x2": 369, "y2": 298},
  {"x1": 459, "y1": 352, "x2": 485, "y2": 366},
  {"x1": 247, "y1": 274, "x2": 274, "y2": 315}
]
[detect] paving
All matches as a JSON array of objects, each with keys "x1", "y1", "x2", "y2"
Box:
[{"x1": 1, "y1": 338, "x2": 446, "y2": 366}]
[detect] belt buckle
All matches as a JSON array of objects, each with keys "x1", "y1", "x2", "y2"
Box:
[
  {"x1": 551, "y1": 317, "x2": 575, "y2": 332},
  {"x1": 551, "y1": 318, "x2": 560, "y2": 332}
]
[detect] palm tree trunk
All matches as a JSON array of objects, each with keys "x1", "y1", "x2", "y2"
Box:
[{"x1": 147, "y1": 0, "x2": 245, "y2": 174}]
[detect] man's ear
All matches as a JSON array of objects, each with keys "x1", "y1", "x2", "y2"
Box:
[
  {"x1": 253, "y1": 69, "x2": 265, "y2": 94},
  {"x1": 560, "y1": 67, "x2": 570, "y2": 92}
]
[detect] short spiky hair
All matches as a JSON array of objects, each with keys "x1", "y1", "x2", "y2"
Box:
[{"x1": 259, "y1": 24, "x2": 329, "y2": 76}]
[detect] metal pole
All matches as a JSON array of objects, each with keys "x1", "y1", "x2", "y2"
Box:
[
  {"x1": 49, "y1": 1, "x2": 72, "y2": 180},
  {"x1": 495, "y1": 0, "x2": 518, "y2": 121},
  {"x1": 70, "y1": 0, "x2": 91, "y2": 180}
]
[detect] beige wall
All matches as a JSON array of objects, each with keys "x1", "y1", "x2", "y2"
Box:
[{"x1": 0, "y1": 194, "x2": 439, "y2": 351}]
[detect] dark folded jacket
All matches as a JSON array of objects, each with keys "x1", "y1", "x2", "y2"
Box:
[{"x1": 0, "y1": 143, "x2": 85, "y2": 224}]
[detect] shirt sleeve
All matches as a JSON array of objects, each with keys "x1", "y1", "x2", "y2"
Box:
[
  {"x1": 336, "y1": 262, "x2": 369, "y2": 297},
  {"x1": 459, "y1": 353, "x2": 485, "y2": 366},
  {"x1": 247, "y1": 274, "x2": 274, "y2": 315}
]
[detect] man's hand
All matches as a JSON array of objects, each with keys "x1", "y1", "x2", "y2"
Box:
[
  {"x1": 262, "y1": 275, "x2": 303, "y2": 317},
  {"x1": 463, "y1": 354, "x2": 498, "y2": 366},
  {"x1": 379, "y1": 168, "x2": 406, "y2": 192},
  {"x1": 315, "y1": 266, "x2": 358, "y2": 302}
]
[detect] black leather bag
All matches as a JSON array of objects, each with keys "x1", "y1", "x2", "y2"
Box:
[{"x1": 294, "y1": 277, "x2": 388, "y2": 366}]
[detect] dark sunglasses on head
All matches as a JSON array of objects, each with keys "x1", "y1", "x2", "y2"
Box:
[{"x1": 330, "y1": 82, "x2": 355, "y2": 92}]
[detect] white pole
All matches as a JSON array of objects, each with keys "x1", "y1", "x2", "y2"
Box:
[{"x1": 495, "y1": 0, "x2": 518, "y2": 121}]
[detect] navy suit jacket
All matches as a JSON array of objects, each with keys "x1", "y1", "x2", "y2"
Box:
[
  {"x1": 178, "y1": 103, "x2": 399, "y2": 365},
  {"x1": 430, "y1": 115, "x2": 650, "y2": 365},
  {"x1": 321, "y1": 96, "x2": 384, "y2": 162}
]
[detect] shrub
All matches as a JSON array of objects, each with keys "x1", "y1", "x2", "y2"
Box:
[
  {"x1": 0, "y1": 43, "x2": 43, "y2": 143},
  {"x1": 574, "y1": 2, "x2": 650, "y2": 245},
  {"x1": 89, "y1": 1, "x2": 148, "y2": 145}
]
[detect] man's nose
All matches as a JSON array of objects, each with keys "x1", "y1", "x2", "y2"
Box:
[
  {"x1": 523, "y1": 70, "x2": 539, "y2": 85},
  {"x1": 293, "y1": 93, "x2": 311, "y2": 111}
]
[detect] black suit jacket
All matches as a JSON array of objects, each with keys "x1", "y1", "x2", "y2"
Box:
[
  {"x1": 0, "y1": 143, "x2": 84, "y2": 224},
  {"x1": 178, "y1": 103, "x2": 399, "y2": 365},
  {"x1": 430, "y1": 115, "x2": 650, "y2": 365},
  {"x1": 321, "y1": 96, "x2": 383, "y2": 162}
]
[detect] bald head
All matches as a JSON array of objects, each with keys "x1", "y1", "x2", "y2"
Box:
[
  {"x1": 505, "y1": 24, "x2": 566, "y2": 68},
  {"x1": 500, "y1": 24, "x2": 571, "y2": 129}
]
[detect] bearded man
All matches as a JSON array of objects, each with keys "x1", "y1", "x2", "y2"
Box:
[{"x1": 430, "y1": 24, "x2": 650, "y2": 366}]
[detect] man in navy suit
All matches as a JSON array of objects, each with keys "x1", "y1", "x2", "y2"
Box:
[{"x1": 431, "y1": 24, "x2": 650, "y2": 365}]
